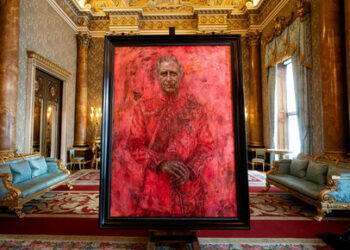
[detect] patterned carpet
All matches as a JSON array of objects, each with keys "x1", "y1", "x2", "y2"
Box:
[
  {"x1": 0, "y1": 234, "x2": 330, "y2": 250},
  {"x1": 0, "y1": 170, "x2": 348, "y2": 249},
  {"x1": 4, "y1": 170, "x2": 316, "y2": 220}
]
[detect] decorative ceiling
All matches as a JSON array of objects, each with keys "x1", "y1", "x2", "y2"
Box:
[
  {"x1": 54, "y1": 0, "x2": 291, "y2": 36},
  {"x1": 75, "y1": 0, "x2": 261, "y2": 13}
]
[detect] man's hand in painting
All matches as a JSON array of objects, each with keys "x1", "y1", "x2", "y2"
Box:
[{"x1": 159, "y1": 160, "x2": 190, "y2": 186}]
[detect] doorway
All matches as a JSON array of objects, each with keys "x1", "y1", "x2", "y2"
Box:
[{"x1": 33, "y1": 69, "x2": 63, "y2": 158}]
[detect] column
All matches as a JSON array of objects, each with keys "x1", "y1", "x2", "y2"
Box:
[
  {"x1": 74, "y1": 33, "x2": 90, "y2": 147},
  {"x1": 247, "y1": 31, "x2": 264, "y2": 148},
  {"x1": 320, "y1": 0, "x2": 347, "y2": 155},
  {"x1": 345, "y1": 0, "x2": 350, "y2": 155},
  {"x1": 0, "y1": 0, "x2": 20, "y2": 152}
]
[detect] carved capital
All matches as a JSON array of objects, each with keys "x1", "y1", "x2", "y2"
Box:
[
  {"x1": 77, "y1": 33, "x2": 91, "y2": 47},
  {"x1": 77, "y1": 16, "x2": 89, "y2": 26},
  {"x1": 296, "y1": 0, "x2": 310, "y2": 22},
  {"x1": 247, "y1": 31, "x2": 261, "y2": 46}
]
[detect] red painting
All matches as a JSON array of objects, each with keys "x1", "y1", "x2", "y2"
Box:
[{"x1": 110, "y1": 45, "x2": 237, "y2": 218}]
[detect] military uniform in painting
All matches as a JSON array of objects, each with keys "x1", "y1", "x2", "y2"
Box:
[{"x1": 127, "y1": 91, "x2": 214, "y2": 216}]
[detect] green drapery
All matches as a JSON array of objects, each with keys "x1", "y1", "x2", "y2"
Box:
[{"x1": 265, "y1": 14, "x2": 312, "y2": 155}]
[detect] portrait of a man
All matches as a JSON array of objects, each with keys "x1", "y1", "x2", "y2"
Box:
[
  {"x1": 110, "y1": 46, "x2": 237, "y2": 218},
  {"x1": 126, "y1": 55, "x2": 214, "y2": 217}
]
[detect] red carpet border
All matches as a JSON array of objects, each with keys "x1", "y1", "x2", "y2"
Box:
[{"x1": 0, "y1": 235, "x2": 330, "y2": 249}]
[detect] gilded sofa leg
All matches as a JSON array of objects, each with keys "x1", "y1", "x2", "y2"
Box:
[
  {"x1": 314, "y1": 208, "x2": 325, "y2": 221},
  {"x1": 264, "y1": 181, "x2": 271, "y2": 192},
  {"x1": 10, "y1": 207, "x2": 25, "y2": 218},
  {"x1": 67, "y1": 181, "x2": 73, "y2": 190}
]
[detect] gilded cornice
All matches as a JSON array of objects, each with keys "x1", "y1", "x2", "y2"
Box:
[
  {"x1": 261, "y1": 0, "x2": 310, "y2": 47},
  {"x1": 140, "y1": 19, "x2": 197, "y2": 30},
  {"x1": 27, "y1": 51, "x2": 72, "y2": 79},
  {"x1": 51, "y1": 0, "x2": 295, "y2": 36},
  {"x1": 261, "y1": 12, "x2": 296, "y2": 47}
]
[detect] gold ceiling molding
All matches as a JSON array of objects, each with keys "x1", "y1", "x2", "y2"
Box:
[{"x1": 52, "y1": 0, "x2": 296, "y2": 36}]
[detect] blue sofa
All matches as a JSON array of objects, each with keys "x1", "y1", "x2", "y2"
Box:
[
  {"x1": 265, "y1": 153, "x2": 350, "y2": 221},
  {"x1": 0, "y1": 153, "x2": 72, "y2": 218}
]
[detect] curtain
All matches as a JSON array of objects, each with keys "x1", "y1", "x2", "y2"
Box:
[
  {"x1": 267, "y1": 66, "x2": 276, "y2": 150},
  {"x1": 265, "y1": 14, "x2": 312, "y2": 154}
]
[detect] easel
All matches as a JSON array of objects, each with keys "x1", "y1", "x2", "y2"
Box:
[
  {"x1": 147, "y1": 230, "x2": 200, "y2": 250},
  {"x1": 147, "y1": 27, "x2": 201, "y2": 250}
]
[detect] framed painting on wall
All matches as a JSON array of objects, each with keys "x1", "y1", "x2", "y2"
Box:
[{"x1": 99, "y1": 35, "x2": 250, "y2": 230}]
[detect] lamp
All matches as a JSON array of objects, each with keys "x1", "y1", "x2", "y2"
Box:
[{"x1": 90, "y1": 106, "x2": 102, "y2": 143}]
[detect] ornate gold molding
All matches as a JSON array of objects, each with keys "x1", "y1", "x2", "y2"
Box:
[
  {"x1": 261, "y1": 13, "x2": 295, "y2": 47},
  {"x1": 0, "y1": 173, "x2": 21, "y2": 200},
  {"x1": 27, "y1": 51, "x2": 72, "y2": 79},
  {"x1": 296, "y1": 0, "x2": 310, "y2": 22},
  {"x1": 140, "y1": 19, "x2": 197, "y2": 30},
  {"x1": 261, "y1": 0, "x2": 310, "y2": 47},
  {"x1": 61, "y1": 0, "x2": 277, "y2": 36},
  {"x1": 89, "y1": 19, "x2": 110, "y2": 31},
  {"x1": 247, "y1": 30, "x2": 261, "y2": 46},
  {"x1": 143, "y1": 4, "x2": 194, "y2": 15},
  {"x1": 313, "y1": 154, "x2": 350, "y2": 166},
  {"x1": 198, "y1": 15, "x2": 227, "y2": 25},
  {"x1": 110, "y1": 16, "x2": 139, "y2": 26},
  {"x1": 77, "y1": 32, "x2": 91, "y2": 47}
]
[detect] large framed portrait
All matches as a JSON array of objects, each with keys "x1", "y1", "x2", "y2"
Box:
[{"x1": 99, "y1": 35, "x2": 250, "y2": 230}]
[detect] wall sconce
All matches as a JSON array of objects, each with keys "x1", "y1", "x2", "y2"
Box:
[
  {"x1": 245, "y1": 107, "x2": 248, "y2": 120},
  {"x1": 47, "y1": 106, "x2": 52, "y2": 119},
  {"x1": 90, "y1": 106, "x2": 102, "y2": 142}
]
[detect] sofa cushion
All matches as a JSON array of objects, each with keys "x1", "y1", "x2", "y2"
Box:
[
  {"x1": 14, "y1": 172, "x2": 69, "y2": 198},
  {"x1": 9, "y1": 161, "x2": 32, "y2": 184},
  {"x1": 327, "y1": 165, "x2": 350, "y2": 183},
  {"x1": 276, "y1": 159, "x2": 292, "y2": 174},
  {"x1": 28, "y1": 157, "x2": 48, "y2": 178},
  {"x1": 305, "y1": 161, "x2": 329, "y2": 185},
  {"x1": 46, "y1": 161, "x2": 63, "y2": 174},
  {"x1": 268, "y1": 174, "x2": 324, "y2": 199},
  {"x1": 290, "y1": 159, "x2": 309, "y2": 178},
  {"x1": 45, "y1": 157, "x2": 58, "y2": 162}
]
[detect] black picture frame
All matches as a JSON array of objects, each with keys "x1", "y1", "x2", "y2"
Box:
[{"x1": 99, "y1": 35, "x2": 250, "y2": 230}]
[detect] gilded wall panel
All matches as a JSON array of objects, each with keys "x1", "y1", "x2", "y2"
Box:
[
  {"x1": 89, "y1": 19, "x2": 110, "y2": 31},
  {"x1": 87, "y1": 38, "x2": 105, "y2": 142},
  {"x1": 18, "y1": 0, "x2": 77, "y2": 154},
  {"x1": 139, "y1": 20, "x2": 197, "y2": 30}
]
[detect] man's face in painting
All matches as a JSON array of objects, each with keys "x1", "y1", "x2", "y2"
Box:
[{"x1": 156, "y1": 59, "x2": 183, "y2": 95}]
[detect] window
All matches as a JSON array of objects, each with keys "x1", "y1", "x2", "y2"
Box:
[{"x1": 274, "y1": 58, "x2": 300, "y2": 158}]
